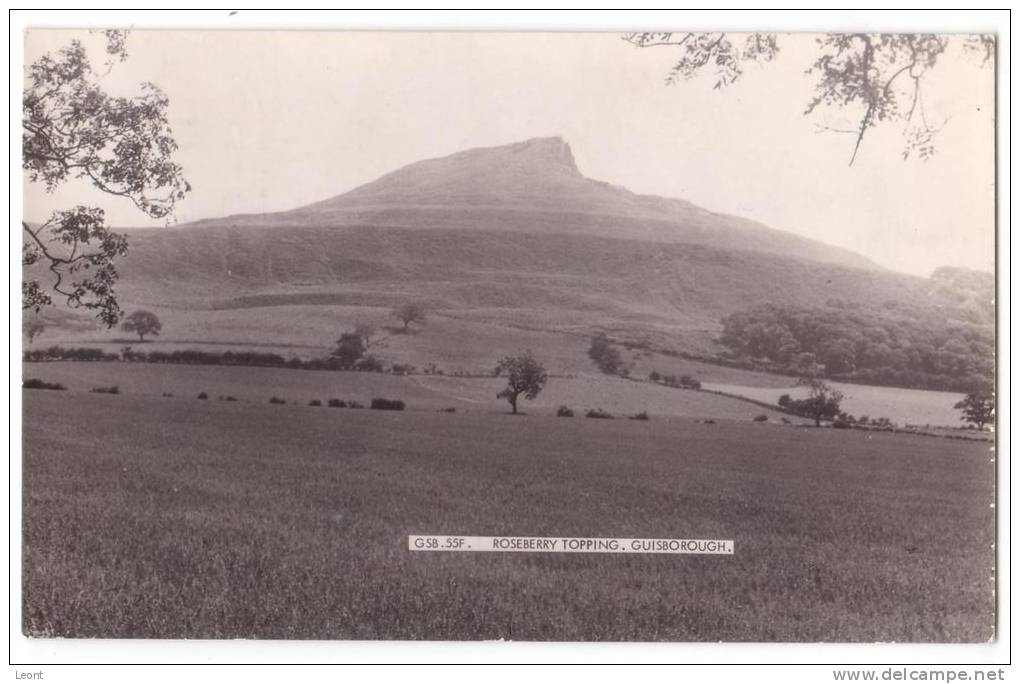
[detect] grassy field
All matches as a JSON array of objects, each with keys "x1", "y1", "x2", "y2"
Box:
[
  {"x1": 21, "y1": 362, "x2": 804, "y2": 421},
  {"x1": 22, "y1": 386, "x2": 994, "y2": 641},
  {"x1": 702, "y1": 382, "x2": 968, "y2": 428}
]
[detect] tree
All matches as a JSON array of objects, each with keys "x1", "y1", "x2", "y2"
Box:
[
  {"x1": 121, "y1": 309, "x2": 162, "y2": 342},
  {"x1": 22, "y1": 30, "x2": 190, "y2": 327},
  {"x1": 392, "y1": 301, "x2": 427, "y2": 332},
  {"x1": 787, "y1": 377, "x2": 845, "y2": 427},
  {"x1": 624, "y1": 32, "x2": 994, "y2": 165},
  {"x1": 332, "y1": 332, "x2": 366, "y2": 369},
  {"x1": 24, "y1": 318, "x2": 45, "y2": 344},
  {"x1": 588, "y1": 332, "x2": 624, "y2": 375},
  {"x1": 494, "y1": 350, "x2": 548, "y2": 414},
  {"x1": 955, "y1": 392, "x2": 994, "y2": 429}
]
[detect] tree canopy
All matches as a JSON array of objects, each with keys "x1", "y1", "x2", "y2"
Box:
[
  {"x1": 718, "y1": 301, "x2": 993, "y2": 392},
  {"x1": 786, "y1": 378, "x2": 845, "y2": 427},
  {"x1": 954, "y1": 392, "x2": 995, "y2": 429},
  {"x1": 22, "y1": 30, "x2": 190, "y2": 327},
  {"x1": 120, "y1": 309, "x2": 162, "y2": 342},
  {"x1": 494, "y1": 351, "x2": 548, "y2": 414},
  {"x1": 625, "y1": 32, "x2": 994, "y2": 165},
  {"x1": 392, "y1": 301, "x2": 427, "y2": 332}
]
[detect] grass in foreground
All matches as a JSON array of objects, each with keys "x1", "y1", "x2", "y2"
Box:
[{"x1": 22, "y1": 391, "x2": 993, "y2": 641}]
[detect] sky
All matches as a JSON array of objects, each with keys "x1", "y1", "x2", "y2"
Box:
[{"x1": 22, "y1": 30, "x2": 996, "y2": 277}]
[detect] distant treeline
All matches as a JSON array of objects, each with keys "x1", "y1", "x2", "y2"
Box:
[
  {"x1": 21, "y1": 345, "x2": 552, "y2": 379},
  {"x1": 718, "y1": 302, "x2": 993, "y2": 392},
  {"x1": 23, "y1": 346, "x2": 389, "y2": 372}
]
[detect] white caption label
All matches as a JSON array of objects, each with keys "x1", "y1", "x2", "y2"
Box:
[{"x1": 408, "y1": 536, "x2": 734, "y2": 554}]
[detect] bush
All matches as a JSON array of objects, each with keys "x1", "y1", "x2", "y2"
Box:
[
  {"x1": 586, "y1": 408, "x2": 614, "y2": 419},
  {"x1": 778, "y1": 394, "x2": 792, "y2": 407},
  {"x1": 269, "y1": 397, "x2": 286, "y2": 404},
  {"x1": 648, "y1": 371, "x2": 661, "y2": 383},
  {"x1": 630, "y1": 411, "x2": 650, "y2": 421},
  {"x1": 162, "y1": 392, "x2": 173, "y2": 398},
  {"x1": 678, "y1": 375, "x2": 702, "y2": 390},
  {"x1": 391, "y1": 363, "x2": 416, "y2": 375},
  {"x1": 197, "y1": 392, "x2": 208, "y2": 400},
  {"x1": 588, "y1": 333, "x2": 624, "y2": 375},
  {"x1": 556, "y1": 405, "x2": 575, "y2": 417},
  {"x1": 309, "y1": 399, "x2": 322, "y2": 407},
  {"x1": 753, "y1": 414, "x2": 768, "y2": 422},
  {"x1": 356, "y1": 355, "x2": 385, "y2": 372},
  {"x1": 90, "y1": 385, "x2": 120, "y2": 394},
  {"x1": 438, "y1": 407, "x2": 456, "y2": 413},
  {"x1": 348, "y1": 400, "x2": 364, "y2": 409},
  {"x1": 327, "y1": 399, "x2": 346, "y2": 408},
  {"x1": 370, "y1": 398, "x2": 405, "y2": 411},
  {"x1": 220, "y1": 395, "x2": 238, "y2": 402},
  {"x1": 833, "y1": 419, "x2": 852, "y2": 429},
  {"x1": 23, "y1": 378, "x2": 66, "y2": 390}
]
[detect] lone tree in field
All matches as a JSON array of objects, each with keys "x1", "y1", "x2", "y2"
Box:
[
  {"x1": 22, "y1": 30, "x2": 190, "y2": 327},
  {"x1": 494, "y1": 350, "x2": 548, "y2": 415},
  {"x1": 955, "y1": 391, "x2": 994, "y2": 430},
  {"x1": 787, "y1": 377, "x2": 844, "y2": 427},
  {"x1": 391, "y1": 301, "x2": 427, "y2": 332},
  {"x1": 24, "y1": 318, "x2": 45, "y2": 345},
  {"x1": 121, "y1": 309, "x2": 162, "y2": 342},
  {"x1": 625, "y1": 32, "x2": 994, "y2": 165}
]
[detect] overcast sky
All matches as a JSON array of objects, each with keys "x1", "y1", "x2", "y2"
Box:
[{"x1": 23, "y1": 30, "x2": 995, "y2": 276}]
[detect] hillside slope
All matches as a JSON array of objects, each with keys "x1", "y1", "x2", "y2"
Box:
[
  {"x1": 112, "y1": 225, "x2": 930, "y2": 328},
  {"x1": 188, "y1": 137, "x2": 877, "y2": 270}
]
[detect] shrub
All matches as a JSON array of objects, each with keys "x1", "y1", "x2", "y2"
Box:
[
  {"x1": 90, "y1": 385, "x2": 120, "y2": 394},
  {"x1": 678, "y1": 375, "x2": 702, "y2": 390},
  {"x1": 391, "y1": 363, "x2": 416, "y2": 375},
  {"x1": 197, "y1": 392, "x2": 209, "y2": 400},
  {"x1": 438, "y1": 407, "x2": 456, "y2": 413},
  {"x1": 833, "y1": 419, "x2": 852, "y2": 429},
  {"x1": 648, "y1": 371, "x2": 661, "y2": 383},
  {"x1": 162, "y1": 392, "x2": 173, "y2": 397},
  {"x1": 778, "y1": 394, "x2": 792, "y2": 407},
  {"x1": 556, "y1": 405, "x2": 575, "y2": 417},
  {"x1": 327, "y1": 399, "x2": 346, "y2": 408},
  {"x1": 356, "y1": 355, "x2": 385, "y2": 373},
  {"x1": 370, "y1": 398, "x2": 405, "y2": 411},
  {"x1": 585, "y1": 408, "x2": 614, "y2": 419},
  {"x1": 780, "y1": 417, "x2": 791, "y2": 424},
  {"x1": 630, "y1": 411, "x2": 650, "y2": 421},
  {"x1": 309, "y1": 399, "x2": 322, "y2": 407},
  {"x1": 269, "y1": 396, "x2": 286, "y2": 404},
  {"x1": 348, "y1": 400, "x2": 364, "y2": 409},
  {"x1": 23, "y1": 378, "x2": 66, "y2": 390},
  {"x1": 753, "y1": 414, "x2": 768, "y2": 422},
  {"x1": 220, "y1": 395, "x2": 238, "y2": 402},
  {"x1": 588, "y1": 333, "x2": 624, "y2": 375}
]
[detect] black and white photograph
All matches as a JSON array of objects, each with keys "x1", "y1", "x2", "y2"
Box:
[{"x1": 11, "y1": 8, "x2": 1009, "y2": 676}]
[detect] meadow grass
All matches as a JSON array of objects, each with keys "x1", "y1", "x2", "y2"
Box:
[{"x1": 22, "y1": 390, "x2": 993, "y2": 641}]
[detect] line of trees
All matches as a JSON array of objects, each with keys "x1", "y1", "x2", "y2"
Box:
[{"x1": 718, "y1": 303, "x2": 993, "y2": 392}]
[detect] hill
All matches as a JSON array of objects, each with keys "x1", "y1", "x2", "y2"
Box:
[
  {"x1": 187, "y1": 137, "x2": 877, "y2": 270},
  {"x1": 25, "y1": 138, "x2": 992, "y2": 390}
]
